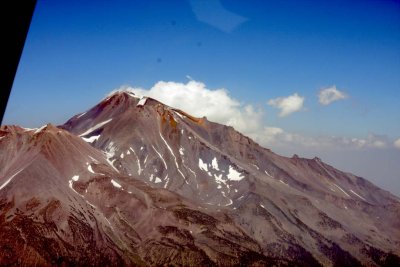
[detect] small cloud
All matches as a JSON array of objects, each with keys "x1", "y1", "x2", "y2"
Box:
[
  {"x1": 267, "y1": 93, "x2": 305, "y2": 117},
  {"x1": 394, "y1": 138, "x2": 400, "y2": 150},
  {"x1": 318, "y1": 86, "x2": 348, "y2": 105}
]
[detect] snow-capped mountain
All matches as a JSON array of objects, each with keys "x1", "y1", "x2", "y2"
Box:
[{"x1": 1, "y1": 90, "x2": 399, "y2": 266}]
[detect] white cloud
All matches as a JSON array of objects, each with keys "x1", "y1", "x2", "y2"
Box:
[
  {"x1": 318, "y1": 86, "x2": 347, "y2": 105},
  {"x1": 267, "y1": 93, "x2": 305, "y2": 117},
  {"x1": 113, "y1": 79, "x2": 387, "y2": 152},
  {"x1": 119, "y1": 80, "x2": 263, "y2": 136},
  {"x1": 394, "y1": 138, "x2": 400, "y2": 150}
]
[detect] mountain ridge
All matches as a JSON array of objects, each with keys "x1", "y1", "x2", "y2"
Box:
[{"x1": 1, "y1": 90, "x2": 399, "y2": 266}]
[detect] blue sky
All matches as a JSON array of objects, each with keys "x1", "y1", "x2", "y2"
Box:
[{"x1": 4, "y1": 0, "x2": 400, "y2": 195}]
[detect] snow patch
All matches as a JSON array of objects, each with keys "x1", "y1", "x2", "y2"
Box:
[
  {"x1": 127, "y1": 150, "x2": 130, "y2": 155},
  {"x1": 179, "y1": 147, "x2": 184, "y2": 156},
  {"x1": 120, "y1": 153, "x2": 124, "y2": 159},
  {"x1": 111, "y1": 179, "x2": 122, "y2": 188},
  {"x1": 160, "y1": 133, "x2": 186, "y2": 181},
  {"x1": 72, "y1": 175, "x2": 79, "y2": 181},
  {"x1": 88, "y1": 165, "x2": 95, "y2": 174},
  {"x1": 105, "y1": 141, "x2": 117, "y2": 158},
  {"x1": 198, "y1": 158, "x2": 208, "y2": 172},
  {"x1": 130, "y1": 147, "x2": 143, "y2": 175},
  {"x1": 137, "y1": 97, "x2": 148, "y2": 107},
  {"x1": 279, "y1": 180, "x2": 288, "y2": 186},
  {"x1": 211, "y1": 157, "x2": 219, "y2": 171},
  {"x1": 174, "y1": 111, "x2": 185, "y2": 119},
  {"x1": 155, "y1": 177, "x2": 162, "y2": 183},
  {"x1": 152, "y1": 145, "x2": 167, "y2": 169},
  {"x1": 0, "y1": 169, "x2": 24, "y2": 190},
  {"x1": 89, "y1": 156, "x2": 99, "y2": 163},
  {"x1": 34, "y1": 125, "x2": 47, "y2": 134},
  {"x1": 333, "y1": 184, "x2": 350, "y2": 197},
  {"x1": 76, "y1": 112, "x2": 87, "y2": 119},
  {"x1": 251, "y1": 164, "x2": 259, "y2": 170},
  {"x1": 81, "y1": 135, "x2": 100, "y2": 143},
  {"x1": 350, "y1": 189, "x2": 367, "y2": 201},
  {"x1": 227, "y1": 165, "x2": 244, "y2": 181},
  {"x1": 79, "y1": 119, "x2": 112, "y2": 137}
]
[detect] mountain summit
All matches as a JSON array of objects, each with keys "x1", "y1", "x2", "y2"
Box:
[{"x1": 1, "y1": 90, "x2": 399, "y2": 266}]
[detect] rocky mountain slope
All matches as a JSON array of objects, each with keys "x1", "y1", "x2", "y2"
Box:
[{"x1": 1, "y1": 90, "x2": 399, "y2": 266}]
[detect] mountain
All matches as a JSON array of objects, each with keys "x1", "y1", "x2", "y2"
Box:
[{"x1": 1, "y1": 90, "x2": 399, "y2": 266}]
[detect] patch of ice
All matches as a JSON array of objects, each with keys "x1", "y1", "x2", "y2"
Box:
[
  {"x1": 105, "y1": 156, "x2": 120, "y2": 173},
  {"x1": 0, "y1": 169, "x2": 24, "y2": 190},
  {"x1": 105, "y1": 141, "x2": 117, "y2": 158},
  {"x1": 76, "y1": 111, "x2": 86, "y2": 119},
  {"x1": 111, "y1": 179, "x2": 122, "y2": 188},
  {"x1": 89, "y1": 156, "x2": 99, "y2": 163},
  {"x1": 152, "y1": 145, "x2": 167, "y2": 169},
  {"x1": 160, "y1": 133, "x2": 186, "y2": 181},
  {"x1": 279, "y1": 180, "x2": 288, "y2": 186},
  {"x1": 88, "y1": 165, "x2": 95, "y2": 174},
  {"x1": 22, "y1": 127, "x2": 35, "y2": 132},
  {"x1": 79, "y1": 118, "x2": 112, "y2": 137},
  {"x1": 34, "y1": 125, "x2": 47, "y2": 134},
  {"x1": 68, "y1": 180, "x2": 84, "y2": 198},
  {"x1": 350, "y1": 189, "x2": 367, "y2": 201},
  {"x1": 174, "y1": 111, "x2": 185, "y2": 119},
  {"x1": 198, "y1": 158, "x2": 208, "y2": 172},
  {"x1": 130, "y1": 147, "x2": 143, "y2": 175},
  {"x1": 81, "y1": 135, "x2": 100, "y2": 143},
  {"x1": 333, "y1": 184, "x2": 350, "y2": 197},
  {"x1": 227, "y1": 165, "x2": 244, "y2": 181},
  {"x1": 137, "y1": 97, "x2": 148, "y2": 107},
  {"x1": 211, "y1": 157, "x2": 219, "y2": 171},
  {"x1": 72, "y1": 175, "x2": 79, "y2": 181},
  {"x1": 214, "y1": 174, "x2": 224, "y2": 184}
]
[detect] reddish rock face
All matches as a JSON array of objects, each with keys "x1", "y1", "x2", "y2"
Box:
[{"x1": 1, "y1": 90, "x2": 399, "y2": 266}]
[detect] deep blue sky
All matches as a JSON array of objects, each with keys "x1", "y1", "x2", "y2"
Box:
[{"x1": 3, "y1": 0, "x2": 400, "y2": 194}]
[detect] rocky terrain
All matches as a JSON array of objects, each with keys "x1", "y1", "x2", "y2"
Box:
[{"x1": 1, "y1": 90, "x2": 399, "y2": 266}]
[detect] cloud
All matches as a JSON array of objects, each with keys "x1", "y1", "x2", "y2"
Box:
[
  {"x1": 120, "y1": 80, "x2": 263, "y2": 137},
  {"x1": 114, "y1": 79, "x2": 388, "y2": 152},
  {"x1": 394, "y1": 138, "x2": 400, "y2": 150},
  {"x1": 267, "y1": 93, "x2": 305, "y2": 117},
  {"x1": 255, "y1": 128, "x2": 388, "y2": 150},
  {"x1": 318, "y1": 86, "x2": 348, "y2": 105}
]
